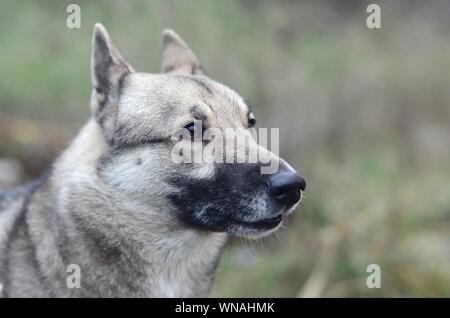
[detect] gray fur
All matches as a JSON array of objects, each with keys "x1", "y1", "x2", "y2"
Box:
[{"x1": 0, "y1": 24, "x2": 300, "y2": 298}]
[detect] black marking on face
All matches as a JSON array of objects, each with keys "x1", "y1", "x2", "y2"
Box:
[{"x1": 167, "y1": 163, "x2": 276, "y2": 233}]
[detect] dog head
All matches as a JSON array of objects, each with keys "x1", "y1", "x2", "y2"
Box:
[{"x1": 92, "y1": 24, "x2": 306, "y2": 239}]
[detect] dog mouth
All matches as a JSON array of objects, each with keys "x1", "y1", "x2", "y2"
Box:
[{"x1": 233, "y1": 214, "x2": 283, "y2": 230}]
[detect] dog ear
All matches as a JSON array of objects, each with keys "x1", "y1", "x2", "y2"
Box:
[
  {"x1": 161, "y1": 29, "x2": 203, "y2": 75},
  {"x1": 91, "y1": 23, "x2": 134, "y2": 135}
]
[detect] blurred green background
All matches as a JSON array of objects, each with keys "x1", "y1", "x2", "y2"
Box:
[{"x1": 1, "y1": 0, "x2": 449, "y2": 297}]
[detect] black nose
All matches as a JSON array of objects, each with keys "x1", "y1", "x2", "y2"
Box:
[{"x1": 268, "y1": 165, "x2": 306, "y2": 207}]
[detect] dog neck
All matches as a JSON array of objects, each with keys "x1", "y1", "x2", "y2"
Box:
[{"x1": 28, "y1": 119, "x2": 228, "y2": 297}]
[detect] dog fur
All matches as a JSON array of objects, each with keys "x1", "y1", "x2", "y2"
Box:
[{"x1": 0, "y1": 24, "x2": 303, "y2": 297}]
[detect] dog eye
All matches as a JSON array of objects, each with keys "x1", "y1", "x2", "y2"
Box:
[
  {"x1": 184, "y1": 122, "x2": 203, "y2": 140},
  {"x1": 185, "y1": 122, "x2": 197, "y2": 135}
]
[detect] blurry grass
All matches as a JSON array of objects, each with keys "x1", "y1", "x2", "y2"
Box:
[{"x1": 0, "y1": 0, "x2": 449, "y2": 297}]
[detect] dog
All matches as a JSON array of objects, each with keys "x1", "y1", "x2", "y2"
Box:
[{"x1": 0, "y1": 24, "x2": 306, "y2": 297}]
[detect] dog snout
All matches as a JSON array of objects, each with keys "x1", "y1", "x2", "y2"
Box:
[{"x1": 267, "y1": 164, "x2": 306, "y2": 207}]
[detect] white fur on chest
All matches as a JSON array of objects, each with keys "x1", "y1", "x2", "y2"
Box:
[{"x1": 143, "y1": 231, "x2": 227, "y2": 297}]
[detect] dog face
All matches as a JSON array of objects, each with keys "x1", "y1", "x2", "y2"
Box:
[{"x1": 92, "y1": 24, "x2": 306, "y2": 238}]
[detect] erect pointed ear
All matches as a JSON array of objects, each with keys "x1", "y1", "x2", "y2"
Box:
[
  {"x1": 91, "y1": 23, "x2": 134, "y2": 134},
  {"x1": 161, "y1": 29, "x2": 203, "y2": 75}
]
